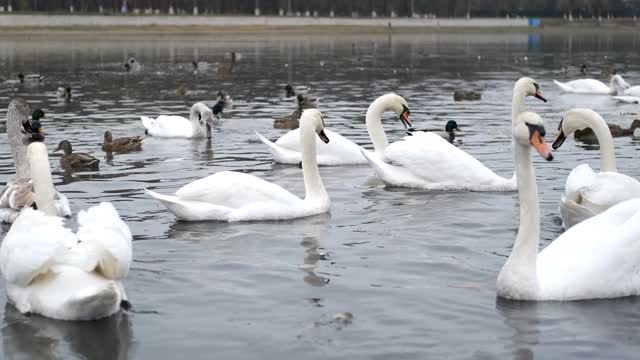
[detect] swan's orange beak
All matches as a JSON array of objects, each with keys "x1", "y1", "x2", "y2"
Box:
[
  {"x1": 531, "y1": 130, "x2": 553, "y2": 161},
  {"x1": 399, "y1": 105, "x2": 412, "y2": 129},
  {"x1": 534, "y1": 88, "x2": 547, "y2": 102}
]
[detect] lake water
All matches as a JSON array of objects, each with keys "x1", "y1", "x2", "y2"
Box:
[{"x1": 1, "y1": 31, "x2": 640, "y2": 359}]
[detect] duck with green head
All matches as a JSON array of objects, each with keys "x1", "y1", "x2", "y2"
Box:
[{"x1": 54, "y1": 140, "x2": 100, "y2": 171}]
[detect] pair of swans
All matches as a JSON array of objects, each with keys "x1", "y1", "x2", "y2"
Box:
[
  {"x1": 0, "y1": 100, "x2": 133, "y2": 320},
  {"x1": 141, "y1": 102, "x2": 214, "y2": 138},
  {"x1": 551, "y1": 109, "x2": 640, "y2": 228},
  {"x1": 145, "y1": 109, "x2": 331, "y2": 221},
  {"x1": 498, "y1": 110, "x2": 640, "y2": 301},
  {"x1": 362, "y1": 77, "x2": 546, "y2": 191}
]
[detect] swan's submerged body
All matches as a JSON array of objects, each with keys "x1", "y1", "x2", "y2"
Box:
[
  {"x1": 146, "y1": 109, "x2": 331, "y2": 222},
  {"x1": 142, "y1": 102, "x2": 213, "y2": 138}
]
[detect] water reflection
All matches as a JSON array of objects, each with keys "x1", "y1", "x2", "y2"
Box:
[
  {"x1": 2, "y1": 304, "x2": 135, "y2": 360},
  {"x1": 496, "y1": 298, "x2": 539, "y2": 360}
]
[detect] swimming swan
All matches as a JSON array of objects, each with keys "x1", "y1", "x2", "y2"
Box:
[
  {"x1": 551, "y1": 108, "x2": 640, "y2": 229},
  {"x1": 361, "y1": 77, "x2": 547, "y2": 191},
  {"x1": 553, "y1": 74, "x2": 629, "y2": 95},
  {"x1": 497, "y1": 111, "x2": 640, "y2": 301},
  {"x1": 145, "y1": 109, "x2": 331, "y2": 221},
  {"x1": 141, "y1": 102, "x2": 214, "y2": 138},
  {"x1": 0, "y1": 125, "x2": 132, "y2": 320},
  {"x1": 256, "y1": 93, "x2": 411, "y2": 165},
  {"x1": 0, "y1": 99, "x2": 71, "y2": 223}
]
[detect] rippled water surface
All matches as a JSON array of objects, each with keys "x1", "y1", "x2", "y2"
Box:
[{"x1": 1, "y1": 31, "x2": 640, "y2": 359}]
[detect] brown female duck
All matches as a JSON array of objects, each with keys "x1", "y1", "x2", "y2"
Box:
[
  {"x1": 574, "y1": 119, "x2": 640, "y2": 142},
  {"x1": 102, "y1": 131, "x2": 143, "y2": 153},
  {"x1": 54, "y1": 140, "x2": 99, "y2": 170}
]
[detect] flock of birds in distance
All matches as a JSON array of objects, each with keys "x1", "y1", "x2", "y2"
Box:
[{"x1": 0, "y1": 55, "x2": 640, "y2": 322}]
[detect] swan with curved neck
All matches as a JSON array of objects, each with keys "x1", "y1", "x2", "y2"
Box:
[
  {"x1": 551, "y1": 108, "x2": 640, "y2": 228},
  {"x1": 0, "y1": 99, "x2": 71, "y2": 223},
  {"x1": 145, "y1": 109, "x2": 331, "y2": 221},
  {"x1": 0, "y1": 125, "x2": 133, "y2": 320},
  {"x1": 256, "y1": 93, "x2": 410, "y2": 165},
  {"x1": 497, "y1": 111, "x2": 640, "y2": 301},
  {"x1": 360, "y1": 77, "x2": 547, "y2": 191},
  {"x1": 553, "y1": 74, "x2": 629, "y2": 95},
  {"x1": 141, "y1": 102, "x2": 214, "y2": 138}
]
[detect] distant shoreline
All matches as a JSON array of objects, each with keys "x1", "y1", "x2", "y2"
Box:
[{"x1": 0, "y1": 14, "x2": 638, "y2": 35}]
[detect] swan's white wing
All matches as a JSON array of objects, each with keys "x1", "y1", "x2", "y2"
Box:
[
  {"x1": 0, "y1": 209, "x2": 76, "y2": 287},
  {"x1": 263, "y1": 129, "x2": 365, "y2": 165},
  {"x1": 624, "y1": 86, "x2": 640, "y2": 97},
  {"x1": 553, "y1": 79, "x2": 610, "y2": 94},
  {"x1": 538, "y1": 198, "x2": 640, "y2": 300},
  {"x1": 141, "y1": 115, "x2": 193, "y2": 138},
  {"x1": 175, "y1": 171, "x2": 303, "y2": 209},
  {"x1": 612, "y1": 95, "x2": 640, "y2": 104},
  {"x1": 0, "y1": 179, "x2": 71, "y2": 223},
  {"x1": 75, "y1": 202, "x2": 132, "y2": 280},
  {"x1": 384, "y1": 132, "x2": 509, "y2": 187},
  {"x1": 577, "y1": 172, "x2": 640, "y2": 214},
  {"x1": 563, "y1": 164, "x2": 596, "y2": 200}
]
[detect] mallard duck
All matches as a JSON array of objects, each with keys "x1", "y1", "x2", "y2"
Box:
[
  {"x1": 124, "y1": 57, "x2": 141, "y2": 72},
  {"x1": 453, "y1": 90, "x2": 482, "y2": 101},
  {"x1": 57, "y1": 86, "x2": 72, "y2": 101},
  {"x1": 407, "y1": 120, "x2": 460, "y2": 143},
  {"x1": 574, "y1": 119, "x2": 640, "y2": 142},
  {"x1": 273, "y1": 94, "x2": 313, "y2": 129},
  {"x1": 32, "y1": 109, "x2": 45, "y2": 121},
  {"x1": 54, "y1": 140, "x2": 100, "y2": 171},
  {"x1": 102, "y1": 131, "x2": 143, "y2": 153},
  {"x1": 212, "y1": 90, "x2": 233, "y2": 118}
]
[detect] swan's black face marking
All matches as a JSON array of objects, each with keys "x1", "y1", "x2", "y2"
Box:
[
  {"x1": 399, "y1": 105, "x2": 412, "y2": 129},
  {"x1": 526, "y1": 123, "x2": 553, "y2": 161},
  {"x1": 552, "y1": 118, "x2": 567, "y2": 150},
  {"x1": 533, "y1": 83, "x2": 547, "y2": 102}
]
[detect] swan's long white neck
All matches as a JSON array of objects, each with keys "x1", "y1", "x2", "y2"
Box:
[
  {"x1": 7, "y1": 100, "x2": 30, "y2": 179},
  {"x1": 582, "y1": 112, "x2": 617, "y2": 172},
  {"x1": 189, "y1": 106, "x2": 205, "y2": 138},
  {"x1": 300, "y1": 126, "x2": 328, "y2": 202},
  {"x1": 27, "y1": 142, "x2": 57, "y2": 216},
  {"x1": 510, "y1": 85, "x2": 529, "y2": 179},
  {"x1": 366, "y1": 98, "x2": 391, "y2": 155},
  {"x1": 499, "y1": 140, "x2": 540, "y2": 298}
]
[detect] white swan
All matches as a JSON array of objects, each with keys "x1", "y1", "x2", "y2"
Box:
[
  {"x1": 553, "y1": 74, "x2": 629, "y2": 95},
  {"x1": 497, "y1": 111, "x2": 640, "y2": 301},
  {"x1": 361, "y1": 77, "x2": 547, "y2": 191},
  {"x1": 256, "y1": 93, "x2": 411, "y2": 165},
  {"x1": 0, "y1": 99, "x2": 71, "y2": 223},
  {"x1": 550, "y1": 108, "x2": 640, "y2": 229},
  {"x1": 0, "y1": 133, "x2": 132, "y2": 320},
  {"x1": 145, "y1": 109, "x2": 331, "y2": 221},
  {"x1": 141, "y1": 102, "x2": 214, "y2": 138},
  {"x1": 613, "y1": 86, "x2": 640, "y2": 103}
]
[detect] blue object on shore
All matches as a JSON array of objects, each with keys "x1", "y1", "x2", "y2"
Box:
[{"x1": 528, "y1": 18, "x2": 541, "y2": 27}]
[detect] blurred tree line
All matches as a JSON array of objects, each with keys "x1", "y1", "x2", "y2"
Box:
[{"x1": 6, "y1": 0, "x2": 640, "y2": 17}]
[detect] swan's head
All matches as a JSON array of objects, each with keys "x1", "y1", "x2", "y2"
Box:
[
  {"x1": 610, "y1": 74, "x2": 630, "y2": 94},
  {"x1": 31, "y1": 109, "x2": 45, "y2": 121},
  {"x1": 513, "y1": 112, "x2": 553, "y2": 161},
  {"x1": 300, "y1": 109, "x2": 329, "y2": 144},
  {"x1": 373, "y1": 93, "x2": 412, "y2": 129},
  {"x1": 552, "y1": 108, "x2": 602, "y2": 150},
  {"x1": 190, "y1": 102, "x2": 215, "y2": 139},
  {"x1": 514, "y1": 77, "x2": 547, "y2": 102}
]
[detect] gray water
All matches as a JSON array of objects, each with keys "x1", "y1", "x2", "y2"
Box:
[{"x1": 1, "y1": 31, "x2": 640, "y2": 359}]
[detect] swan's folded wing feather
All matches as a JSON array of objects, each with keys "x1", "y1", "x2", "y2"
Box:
[
  {"x1": 0, "y1": 208, "x2": 76, "y2": 287},
  {"x1": 384, "y1": 132, "x2": 503, "y2": 185},
  {"x1": 269, "y1": 129, "x2": 364, "y2": 165},
  {"x1": 76, "y1": 202, "x2": 132, "y2": 280},
  {"x1": 0, "y1": 180, "x2": 71, "y2": 222},
  {"x1": 538, "y1": 198, "x2": 640, "y2": 299},
  {"x1": 624, "y1": 86, "x2": 640, "y2": 97},
  {"x1": 554, "y1": 79, "x2": 610, "y2": 94},
  {"x1": 564, "y1": 164, "x2": 596, "y2": 200},
  {"x1": 142, "y1": 115, "x2": 192, "y2": 137},
  {"x1": 175, "y1": 171, "x2": 303, "y2": 209},
  {"x1": 577, "y1": 172, "x2": 640, "y2": 214}
]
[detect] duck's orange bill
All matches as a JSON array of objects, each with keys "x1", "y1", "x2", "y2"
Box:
[{"x1": 530, "y1": 130, "x2": 553, "y2": 161}]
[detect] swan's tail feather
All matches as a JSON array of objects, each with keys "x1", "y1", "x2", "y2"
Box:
[
  {"x1": 64, "y1": 281, "x2": 121, "y2": 320},
  {"x1": 553, "y1": 80, "x2": 573, "y2": 93},
  {"x1": 141, "y1": 116, "x2": 155, "y2": 132},
  {"x1": 255, "y1": 132, "x2": 299, "y2": 164},
  {"x1": 612, "y1": 96, "x2": 640, "y2": 104},
  {"x1": 144, "y1": 188, "x2": 232, "y2": 221}
]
